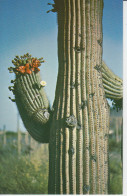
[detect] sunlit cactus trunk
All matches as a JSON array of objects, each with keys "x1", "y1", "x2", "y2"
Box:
[{"x1": 48, "y1": 0, "x2": 109, "y2": 194}]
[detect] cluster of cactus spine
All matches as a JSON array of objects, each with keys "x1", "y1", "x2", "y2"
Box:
[{"x1": 9, "y1": 0, "x2": 123, "y2": 194}]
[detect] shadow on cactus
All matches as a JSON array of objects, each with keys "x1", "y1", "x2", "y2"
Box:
[{"x1": 8, "y1": 53, "x2": 51, "y2": 143}]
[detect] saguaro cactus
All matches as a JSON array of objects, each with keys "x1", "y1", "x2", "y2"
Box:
[
  {"x1": 8, "y1": 0, "x2": 123, "y2": 194},
  {"x1": 48, "y1": 0, "x2": 110, "y2": 194}
]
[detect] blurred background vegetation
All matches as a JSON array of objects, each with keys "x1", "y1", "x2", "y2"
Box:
[{"x1": 0, "y1": 108, "x2": 122, "y2": 194}]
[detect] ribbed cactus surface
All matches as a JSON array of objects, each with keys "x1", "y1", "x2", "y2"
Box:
[
  {"x1": 102, "y1": 61, "x2": 123, "y2": 100},
  {"x1": 8, "y1": 54, "x2": 50, "y2": 143},
  {"x1": 48, "y1": 0, "x2": 109, "y2": 194},
  {"x1": 8, "y1": 0, "x2": 123, "y2": 195},
  {"x1": 15, "y1": 72, "x2": 50, "y2": 143}
]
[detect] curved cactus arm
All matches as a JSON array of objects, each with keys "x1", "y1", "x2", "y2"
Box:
[
  {"x1": 102, "y1": 61, "x2": 123, "y2": 100},
  {"x1": 8, "y1": 54, "x2": 51, "y2": 143}
]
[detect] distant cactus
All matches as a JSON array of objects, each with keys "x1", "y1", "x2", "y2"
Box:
[{"x1": 8, "y1": 0, "x2": 123, "y2": 194}]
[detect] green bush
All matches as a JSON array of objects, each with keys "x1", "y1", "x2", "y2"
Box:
[
  {"x1": 109, "y1": 138, "x2": 121, "y2": 152},
  {"x1": 109, "y1": 159, "x2": 122, "y2": 194},
  {"x1": 0, "y1": 145, "x2": 48, "y2": 194},
  {"x1": 0, "y1": 133, "x2": 122, "y2": 194},
  {"x1": 109, "y1": 138, "x2": 122, "y2": 194}
]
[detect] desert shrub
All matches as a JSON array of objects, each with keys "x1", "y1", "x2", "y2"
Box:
[
  {"x1": 0, "y1": 145, "x2": 48, "y2": 194},
  {"x1": 109, "y1": 138, "x2": 122, "y2": 194},
  {"x1": 109, "y1": 158, "x2": 122, "y2": 194},
  {"x1": 109, "y1": 138, "x2": 121, "y2": 152}
]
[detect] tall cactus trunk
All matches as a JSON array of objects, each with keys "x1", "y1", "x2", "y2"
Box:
[{"x1": 48, "y1": 0, "x2": 109, "y2": 194}]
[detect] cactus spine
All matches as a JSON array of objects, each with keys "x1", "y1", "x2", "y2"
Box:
[{"x1": 8, "y1": 0, "x2": 123, "y2": 194}]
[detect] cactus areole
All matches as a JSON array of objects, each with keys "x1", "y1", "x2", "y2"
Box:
[{"x1": 8, "y1": 0, "x2": 123, "y2": 194}]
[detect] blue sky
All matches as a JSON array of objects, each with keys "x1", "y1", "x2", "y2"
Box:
[{"x1": 0, "y1": 0, "x2": 122, "y2": 132}]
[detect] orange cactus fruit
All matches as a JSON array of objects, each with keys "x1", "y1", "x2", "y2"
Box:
[
  {"x1": 25, "y1": 63, "x2": 30, "y2": 68},
  {"x1": 32, "y1": 59, "x2": 41, "y2": 67},
  {"x1": 16, "y1": 66, "x2": 26, "y2": 74},
  {"x1": 25, "y1": 63, "x2": 32, "y2": 74},
  {"x1": 25, "y1": 68, "x2": 32, "y2": 74}
]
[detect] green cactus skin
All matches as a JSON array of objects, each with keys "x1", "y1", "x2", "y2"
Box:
[
  {"x1": 48, "y1": 0, "x2": 109, "y2": 194},
  {"x1": 9, "y1": 0, "x2": 123, "y2": 194},
  {"x1": 102, "y1": 61, "x2": 123, "y2": 100},
  {"x1": 14, "y1": 72, "x2": 50, "y2": 143}
]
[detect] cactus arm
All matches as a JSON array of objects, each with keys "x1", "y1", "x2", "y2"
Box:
[
  {"x1": 102, "y1": 61, "x2": 123, "y2": 100},
  {"x1": 15, "y1": 72, "x2": 50, "y2": 143},
  {"x1": 9, "y1": 55, "x2": 51, "y2": 143}
]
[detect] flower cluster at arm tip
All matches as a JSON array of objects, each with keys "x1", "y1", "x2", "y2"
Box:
[
  {"x1": 8, "y1": 53, "x2": 46, "y2": 102},
  {"x1": 8, "y1": 53, "x2": 45, "y2": 75}
]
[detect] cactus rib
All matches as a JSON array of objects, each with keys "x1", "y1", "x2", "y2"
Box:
[
  {"x1": 81, "y1": 0, "x2": 90, "y2": 194},
  {"x1": 75, "y1": 0, "x2": 83, "y2": 194},
  {"x1": 70, "y1": 0, "x2": 76, "y2": 193}
]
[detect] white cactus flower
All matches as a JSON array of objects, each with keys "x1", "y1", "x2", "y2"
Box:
[{"x1": 40, "y1": 80, "x2": 47, "y2": 87}]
